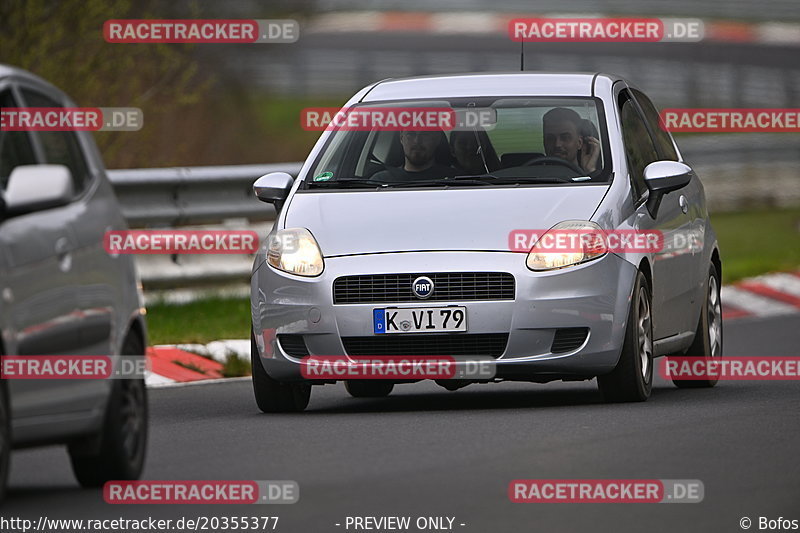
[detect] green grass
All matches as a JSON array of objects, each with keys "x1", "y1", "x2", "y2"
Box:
[
  {"x1": 221, "y1": 352, "x2": 252, "y2": 378},
  {"x1": 712, "y1": 207, "x2": 800, "y2": 284},
  {"x1": 145, "y1": 208, "x2": 800, "y2": 344},
  {"x1": 146, "y1": 297, "x2": 250, "y2": 345}
]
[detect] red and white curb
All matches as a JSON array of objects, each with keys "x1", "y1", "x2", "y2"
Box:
[
  {"x1": 146, "y1": 340, "x2": 249, "y2": 387},
  {"x1": 145, "y1": 271, "x2": 800, "y2": 386},
  {"x1": 307, "y1": 12, "x2": 800, "y2": 46},
  {"x1": 721, "y1": 272, "x2": 800, "y2": 319}
]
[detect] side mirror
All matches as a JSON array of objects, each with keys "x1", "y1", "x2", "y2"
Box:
[
  {"x1": 643, "y1": 161, "x2": 693, "y2": 194},
  {"x1": 4, "y1": 165, "x2": 74, "y2": 216},
  {"x1": 643, "y1": 161, "x2": 693, "y2": 218},
  {"x1": 253, "y1": 172, "x2": 294, "y2": 206}
]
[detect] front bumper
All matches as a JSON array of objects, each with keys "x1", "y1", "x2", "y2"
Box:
[{"x1": 251, "y1": 251, "x2": 637, "y2": 382}]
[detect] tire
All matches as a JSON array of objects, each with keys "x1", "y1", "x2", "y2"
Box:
[
  {"x1": 345, "y1": 380, "x2": 394, "y2": 398},
  {"x1": 672, "y1": 264, "x2": 722, "y2": 389},
  {"x1": 251, "y1": 331, "x2": 311, "y2": 413},
  {"x1": 69, "y1": 333, "x2": 148, "y2": 487},
  {"x1": 598, "y1": 271, "x2": 654, "y2": 402},
  {"x1": 0, "y1": 383, "x2": 10, "y2": 504}
]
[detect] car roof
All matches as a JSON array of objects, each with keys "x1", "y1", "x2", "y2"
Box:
[
  {"x1": 0, "y1": 63, "x2": 63, "y2": 95},
  {"x1": 361, "y1": 72, "x2": 623, "y2": 102}
]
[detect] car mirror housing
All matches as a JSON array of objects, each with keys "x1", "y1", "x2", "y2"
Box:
[
  {"x1": 253, "y1": 172, "x2": 294, "y2": 207},
  {"x1": 643, "y1": 161, "x2": 693, "y2": 194},
  {"x1": 4, "y1": 165, "x2": 74, "y2": 216},
  {"x1": 643, "y1": 161, "x2": 693, "y2": 218}
]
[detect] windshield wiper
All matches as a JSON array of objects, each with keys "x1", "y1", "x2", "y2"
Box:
[
  {"x1": 455, "y1": 175, "x2": 573, "y2": 185},
  {"x1": 388, "y1": 176, "x2": 577, "y2": 187},
  {"x1": 388, "y1": 178, "x2": 497, "y2": 187},
  {"x1": 453, "y1": 174, "x2": 501, "y2": 180},
  {"x1": 306, "y1": 179, "x2": 389, "y2": 189},
  {"x1": 453, "y1": 174, "x2": 576, "y2": 185},
  {"x1": 306, "y1": 175, "x2": 576, "y2": 189}
]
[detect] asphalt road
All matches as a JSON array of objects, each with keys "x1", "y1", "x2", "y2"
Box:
[{"x1": 4, "y1": 315, "x2": 799, "y2": 533}]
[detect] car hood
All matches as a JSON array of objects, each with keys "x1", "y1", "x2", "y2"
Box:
[{"x1": 284, "y1": 186, "x2": 609, "y2": 256}]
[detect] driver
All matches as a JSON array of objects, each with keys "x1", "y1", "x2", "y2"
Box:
[
  {"x1": 542, "y1": 108, "x2": 600, "y2": 175},
  {"x1": 372, "y1": 130, "x2": 455, "y2": 182}
]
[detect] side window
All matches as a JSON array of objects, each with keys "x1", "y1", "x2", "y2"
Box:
[
  {"x1": 20, "y1": 89, "x2": 90, "y2": 195},
  {"x1": 0, "y1": 90, "x2": 38, "y2": 191},
  {"x1": 632, "y1": 89, "x2": 679, "y2": 161},
  {"x1": 618, "y1": 92, "x2": 659, "y2": 199}
]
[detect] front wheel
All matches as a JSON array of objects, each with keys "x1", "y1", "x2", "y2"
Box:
[
  {"x1": 251, "y1": 331, "x2": 311, "y2": 413},
  {"x1": 672, "y1": 264, "x2": 722, "y2": 389},
  {"x1": 598, "y1": 271, "x2": 654, "y2": 402}
]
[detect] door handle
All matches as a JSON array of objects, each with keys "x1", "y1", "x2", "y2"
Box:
[
  {"x1": 55, "y1": 237, "x2": 73, "y2": 272},
  {"x1": 679, "y1": 195, "x2": 689, "y2": 214},
  {"x1": 633, "y1": 212, "x2": 647, "y2": 231}
]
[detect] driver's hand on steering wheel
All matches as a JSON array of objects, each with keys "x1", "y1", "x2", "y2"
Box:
[{"x1": 580, "y1": 136, "x2": 600, "y2": 173}]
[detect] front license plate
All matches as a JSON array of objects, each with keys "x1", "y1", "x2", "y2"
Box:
[{"x1": 373, "y1": 307, "x2": 467, "y2": 334}]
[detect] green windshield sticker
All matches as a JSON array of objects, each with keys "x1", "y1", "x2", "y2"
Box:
[{"x1": 313, "y1": 171, "x2": 333, "y2": 182}]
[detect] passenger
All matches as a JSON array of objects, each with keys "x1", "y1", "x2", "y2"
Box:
[
  {"x1": 542, "y1": 108, "x2": 600, "y2": 174},
  {"x1": 449, "y1": 129, "x2": 500, "y2": 175},
  {"x1": 371, "y1": 130, "x2": 455, "y2": 182}
]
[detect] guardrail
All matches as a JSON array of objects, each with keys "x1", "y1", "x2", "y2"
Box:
[
  {"x1": 108, "y1": 163, "x2": 302, "y2": 226},
  {"x1": 108, "y1": 164, "x2": 302, "y2": 301},
  {"x1": 107, "y1": 135, "x2": 800, "y2": 226},
  {"x1": 107, "y1": 135, "x2": 799, "y2": 301}
]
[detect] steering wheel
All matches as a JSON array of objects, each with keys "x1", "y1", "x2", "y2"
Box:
[{"x1": 523, "y1": 156, "x2": 583, "y2": 174}]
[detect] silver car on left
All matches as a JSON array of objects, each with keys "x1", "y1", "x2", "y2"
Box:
[{"x1": 0, "y1": 65, "x2": 148, "y2": 502}]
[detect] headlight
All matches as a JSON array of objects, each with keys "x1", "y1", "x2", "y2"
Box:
[
  {"x1": 267, "y1": 228, "x2": 324, "y2": 276},
  {"x1": 526, "y1": 220, "x2": 607, "y2": 271}
]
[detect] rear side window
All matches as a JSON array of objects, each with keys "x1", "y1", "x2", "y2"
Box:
[
  {"x1": 619, "y1": 92, "x2": 659, "y2": 199},
  {"x1": 0, "y1": 90, "x2": 38, "y2": 191},
  {"x1": 632, "y1": 89, "x2": 679, "y2": 161},
  {"x1": 20, "y1": 89, "x2": 90, "y2": 194}
]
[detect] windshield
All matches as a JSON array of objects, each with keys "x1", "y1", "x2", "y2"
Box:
[{"x1": 304, "y1": 97, "x2": 611, "y2": 190}]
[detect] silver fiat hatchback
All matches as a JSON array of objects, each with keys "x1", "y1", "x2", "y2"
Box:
[{"x1": 250, "y1": 72, "x2": 722, "y2": 412}]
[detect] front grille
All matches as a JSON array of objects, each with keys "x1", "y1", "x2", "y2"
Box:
[
  {"x1": 278, "y1": 334, "x2": 309, "y2": 357},
  {"x1": 333, "y1": 272, "x2": 515, "y2": 304},
  {"x1": 550, "y1": 328, "x2": 589, "y2": 353},
  {"x1": 342, "y1": 333, "x2": 508, "y2": 358}
]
